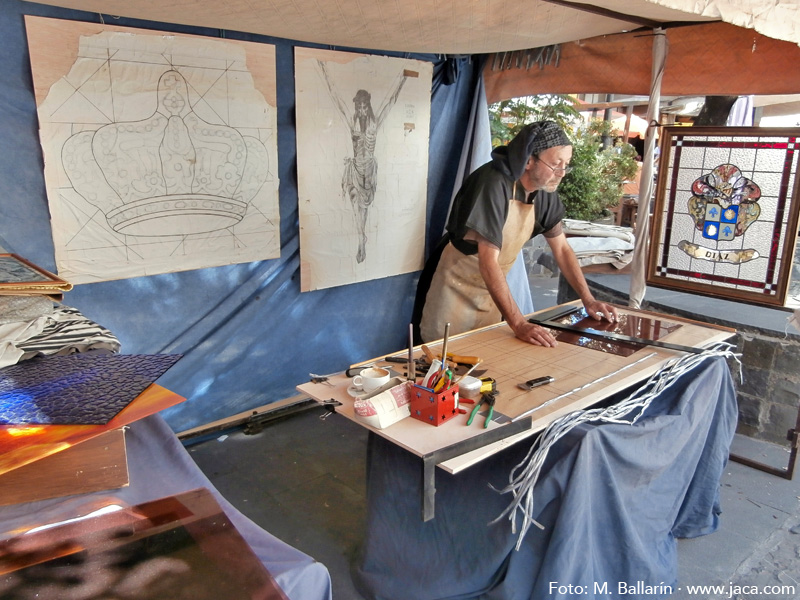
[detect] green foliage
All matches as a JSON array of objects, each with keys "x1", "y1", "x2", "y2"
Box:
[
  {"x1": 487, "y1": 99, "x2": 639, "y2": 221},
  {"x1": 488, "y1": 95, "x2": 580, "y2": 147},
  {"x1": 560, "y1": 120, "x2": 639, "y2": 220},
  {"x1": 557, "y1": 128, "x2": 604, "y2": 221}
]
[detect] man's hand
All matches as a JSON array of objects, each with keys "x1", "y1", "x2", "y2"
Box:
[
  {"x1": 583, "y1": 299, "x2": 618, "y2": 323},
  {"x1": 511, "y1": 320, "x2": 559, "y2": 347}
]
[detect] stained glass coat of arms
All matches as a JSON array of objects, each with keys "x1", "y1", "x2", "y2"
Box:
[{"x1": 647, "y1": 127, "x2": 800, "y2": 308}]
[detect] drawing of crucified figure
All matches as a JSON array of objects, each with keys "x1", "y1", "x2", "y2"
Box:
[{"x1": 317, "y1": 61, "x2": 408, "y2": 263}]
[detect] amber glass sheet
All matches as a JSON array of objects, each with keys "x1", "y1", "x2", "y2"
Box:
[
  {"x1": 0, "y1": 487, "x2": 288, "y2": 600},
  {"x1": 0, "y1": 384, "x2": 185, "y2": 477},
  {"x1": 553, "y1": 310, "x2": 682, "y2": 357},
  {"x1": 652, "y1": 130, "x2": 800, "y2": 305}
]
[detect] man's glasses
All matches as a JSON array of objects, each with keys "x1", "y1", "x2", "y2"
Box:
[{"x1": 535, "y1": 156, "x2": 573, "y2": 175}]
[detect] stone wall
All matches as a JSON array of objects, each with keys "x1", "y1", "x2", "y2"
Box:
[{"x1": 734, "y1": 330, "x2": 800, "y2": 444}]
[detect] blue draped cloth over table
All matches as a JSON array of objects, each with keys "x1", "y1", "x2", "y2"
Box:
[{"x1": 353, "y1": 356, "x2": 737, "y2": 600}]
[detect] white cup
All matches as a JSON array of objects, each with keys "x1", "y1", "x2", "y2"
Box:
[{"x1": 353, "y1": 367, "x2": 391, "y2": 393}]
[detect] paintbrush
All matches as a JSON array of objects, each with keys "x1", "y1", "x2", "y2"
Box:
[
  {"x1": 439, "y1": 322, "x2": 450, "y2": 376},
  {"x1": 407, "y1": 323, "x2": 414, "y2": 381}
]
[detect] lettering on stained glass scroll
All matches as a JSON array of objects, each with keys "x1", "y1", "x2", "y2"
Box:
[{"x1": 646, "y1": 127, "x2": 800, "y2": 308}]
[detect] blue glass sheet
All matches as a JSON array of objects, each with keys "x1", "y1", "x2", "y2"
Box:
[{"x1": 0, "y1": 353, "x2": 182, "y2": 425}]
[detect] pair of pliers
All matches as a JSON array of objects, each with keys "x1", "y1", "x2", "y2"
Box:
[
  {"x1": 432, "y1": 368, "x2": 453, "y2": 392},
  {"x1": 466, "y1": 392, "x2": 496, "y2": 428}
]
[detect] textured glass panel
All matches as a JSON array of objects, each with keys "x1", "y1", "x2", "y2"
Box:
[
  {"x1": 738, "y1": 256, "x2": 768, "y2": 282},
  {"x1": 754, "y1": 148, "x2": 789, "y2": 173},
  {"x1": 755, "y1": 194, "x2": 778, "y2": 222},
  {"x1": 728, "y1": 147, "x2": 757, "y2": 171},
  {"x1": 0, "y1": 384, "x2": 184, "y2": 477},
  {"x1": 669, "y1": 213, "x2": 696, "y2": 242},
  {"x1": 757, "y1": 174, "x2": 782, "y2": 200},
  {"x1": 0, "y1": 353, "x2": 182, "y2": 425},
  {"x1": 680, "y1": 147, "x2": 706, "y2": 170},
  {"x1": 757, "y1": 136, "x2": 790, "y2": 143},
  {"x1": 675, "y1": 167, "x2": 703, "y2": 193},
  {"x1": 710, "y1": 261, "x2": 740, "y2": 279},
  {"x1": 703, "y1": 147, "x2": 734, "y2": 170},
  {"x1": 744, "y1": 227, "x2": 773, "y2": 260},
  {"x1": 650, "y1": 128, "x2": 799, "y2": 306},
  {"x1": 666, "y1": 246, "x2": 691, "y2": 271},
  {"x1": 689, "y1": 256, "x2": 715, "y2": 274}
]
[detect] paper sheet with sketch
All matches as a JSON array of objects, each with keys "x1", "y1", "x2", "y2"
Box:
[
  {"x1": 294, "y1": 47, "x2": 431, "y2": 292},
  {"x1": 25, "y1": 16, "x2": 280, "y2": 284}
]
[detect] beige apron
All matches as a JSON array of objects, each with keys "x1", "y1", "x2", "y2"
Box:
[{"x1": 420, "y1": 191, "x2": 537, "y2": 342}]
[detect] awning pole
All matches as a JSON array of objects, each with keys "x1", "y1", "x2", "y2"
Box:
[{"x1": 629, "y1": 28, "x2": 667, "y2": 309}]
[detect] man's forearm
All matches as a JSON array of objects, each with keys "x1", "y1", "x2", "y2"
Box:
[{"x1": 477, "y1": 241, "x2": 560, "y2": 346}]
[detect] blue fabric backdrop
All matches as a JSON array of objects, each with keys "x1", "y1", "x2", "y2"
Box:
[{"x1": 0, "y1": 0, "x2": 482, "y2": 432}]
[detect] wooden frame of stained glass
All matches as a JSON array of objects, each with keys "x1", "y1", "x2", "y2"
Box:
[{"x1": 646, "y1": 126, "x2": 800, "y2": 308}]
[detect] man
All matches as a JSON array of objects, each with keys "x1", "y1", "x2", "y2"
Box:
[{"x1": 418, "y1": 121, "x2": 617, "y2": 345}]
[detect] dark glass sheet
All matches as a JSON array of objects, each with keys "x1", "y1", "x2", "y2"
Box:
[
  {"x1": 0, "y1": 487, "x2": 288, "y2": 600},
  {"x1": 553, "y1": 309, "x2": 682, "y2": 357},
  {"x1": 0, "y1": 353, "x2": 182, "y2": 425}
]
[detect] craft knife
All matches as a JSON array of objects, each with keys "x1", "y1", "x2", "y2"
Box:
[{"x1": 517, "y1": 375, "x2": 555, "y2": 391}]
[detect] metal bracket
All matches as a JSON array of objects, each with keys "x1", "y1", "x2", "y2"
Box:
[
  {"x1": 242, "y1": 399, "x2": 324, "y2": 435},
  {"x1": 419, "y1": 416, "x2": 532, "y2": 521},
  {"x1": 728, "y1": 404, "x2": 799, "y2": 480}
]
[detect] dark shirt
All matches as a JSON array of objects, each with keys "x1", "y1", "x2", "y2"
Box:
[{"x1": 445, "y1": 158, "x2": 565, "y2": 255}]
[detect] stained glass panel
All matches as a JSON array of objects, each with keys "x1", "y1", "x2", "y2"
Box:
[{"x1": 647, "y1": 127, "x2": 800, "y2": 308}]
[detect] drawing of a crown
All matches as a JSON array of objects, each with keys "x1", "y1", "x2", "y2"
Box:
[{"x1": 62, "y1": 70, "x2": 269, "y2": 237}]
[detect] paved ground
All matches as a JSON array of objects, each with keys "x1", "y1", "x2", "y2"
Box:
[
  {"x1": 672, "y1": 434, "x2": 800, "y2": 600},
  {"x1": 187, "y1": 407, "x2": 800, "y2": 600}
]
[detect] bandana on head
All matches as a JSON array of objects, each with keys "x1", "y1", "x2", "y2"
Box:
[{"x1": 504, "y1": 121, "x2": 572, "y2": 179}]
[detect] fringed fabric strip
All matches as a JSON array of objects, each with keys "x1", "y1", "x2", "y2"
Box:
[{"x1": 493, "y1": 342, "x2": 740, "y2": 550}]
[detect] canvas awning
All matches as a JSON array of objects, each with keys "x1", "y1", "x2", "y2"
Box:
[
  {"x1": 22, "y1": 0, "x2": 800, "y2": 55},
  {"x1": 484, "y1": 21, "x2": 800, "y2": 103}
]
